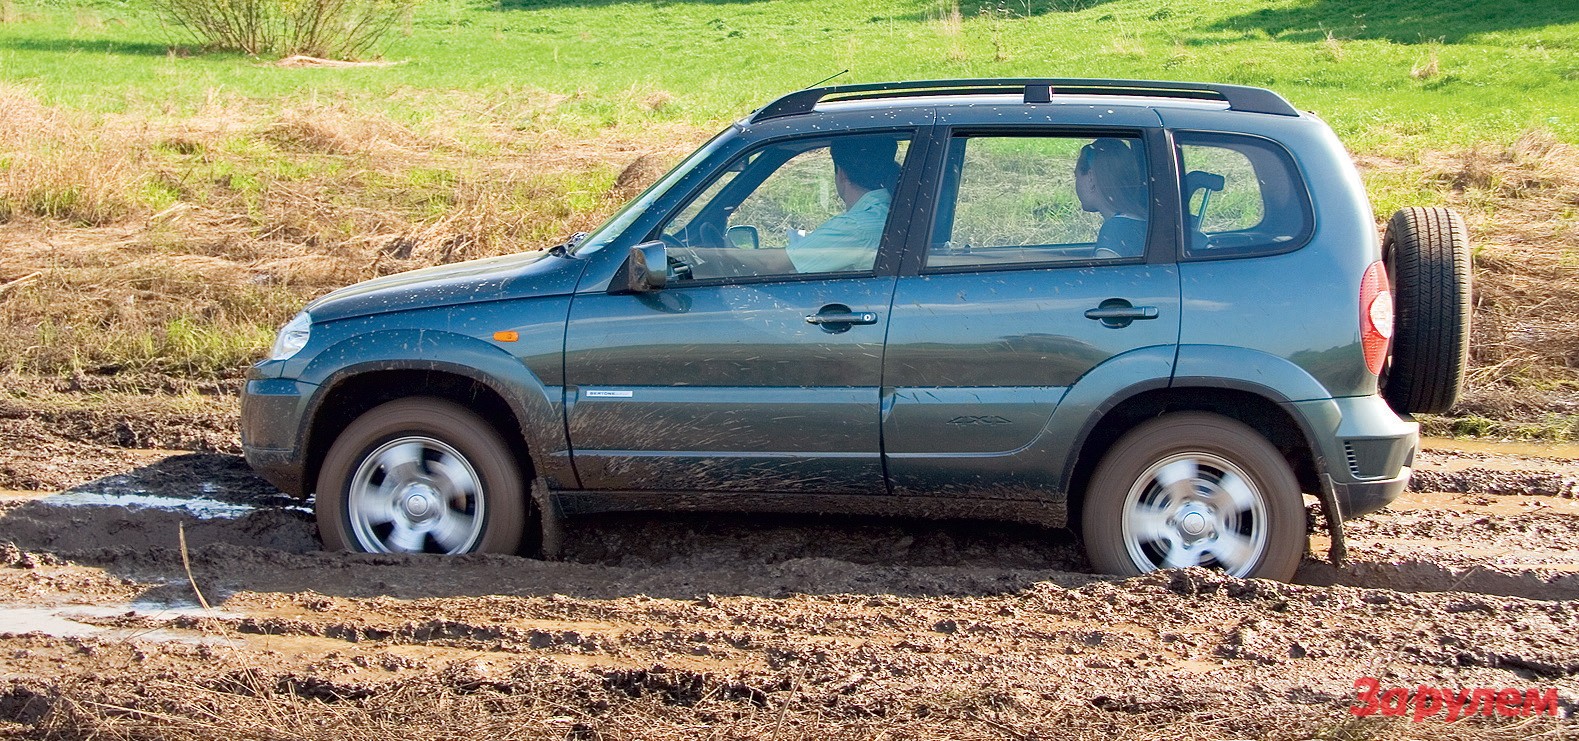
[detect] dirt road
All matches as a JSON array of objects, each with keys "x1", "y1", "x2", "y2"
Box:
[{"x1": 1, "y1": 435, "x2": 1577, "y2": 739}]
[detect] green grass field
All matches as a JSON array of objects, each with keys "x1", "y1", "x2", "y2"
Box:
[{"x1": 2, "y1": 0, "x2": 1577, "y2": 150}]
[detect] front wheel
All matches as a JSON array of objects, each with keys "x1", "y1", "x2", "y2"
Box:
[
  {"x1": 1081, "y1": 413, "x2": 1305, "y2": 582},
  {"x1": 315, "y1": 398, "x2": 527, "y2": 555}
]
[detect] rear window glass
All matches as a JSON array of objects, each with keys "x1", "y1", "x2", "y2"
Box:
[{"x1": 1176, "y1": 132, "x2": 1312, "y2": 259}]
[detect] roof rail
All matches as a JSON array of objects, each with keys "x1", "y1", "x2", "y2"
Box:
[{"x1": 750, "y1": 78, "x2": 1299, "y2": 122}]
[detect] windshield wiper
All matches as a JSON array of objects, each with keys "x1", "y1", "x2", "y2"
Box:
[{"x1": 547, "y1": 231, "x2": 589, "y2": 257}]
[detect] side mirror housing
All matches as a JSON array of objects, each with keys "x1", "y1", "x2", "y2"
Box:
[
  {"x1": 611, "y1": 241, "x2": 667, "y2": 294},
  {"x1": 726, "y1": 224, "x2": 760, "y2": 250}
]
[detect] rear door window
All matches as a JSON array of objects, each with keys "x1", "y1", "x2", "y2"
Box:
[
  {"x1": 1176, "y1": 132, "x2": 1312, "y2": 259},
  {"x1": 926, "y1": 134, "x2": 1150, "y2": 269}
]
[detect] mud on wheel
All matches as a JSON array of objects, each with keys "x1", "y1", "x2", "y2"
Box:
[
  {"x1": 1082, "y1": 413, "x2": 1306, "y2": 582},
  {"x1": 316, "y1": 397, "x2": 528, "y2": 555}
]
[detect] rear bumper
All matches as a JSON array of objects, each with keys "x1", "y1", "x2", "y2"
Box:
[
  {"x1": 1326, "y1": 467, "x2": 1411, "y2": 520},
  {"x1": 1289, "y1": 394, "x2": 1418, "y2": 520}
]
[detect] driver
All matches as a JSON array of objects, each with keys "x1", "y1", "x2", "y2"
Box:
[{"x1": 786, "y1": 137, "x2": 900, "y2": 274}]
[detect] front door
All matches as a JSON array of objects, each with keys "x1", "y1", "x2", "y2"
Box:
[{"x1": 564, "y1": 132, "x2": 918, "y2": 494}]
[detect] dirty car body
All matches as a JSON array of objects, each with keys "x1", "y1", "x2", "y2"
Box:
[{"x1": 242, "y1": 79, "x2": 1432, "y2": 581}]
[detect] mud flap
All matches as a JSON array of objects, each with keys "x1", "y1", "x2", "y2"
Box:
[
  {"x1": 1316, "y1": 474, "x2": 1349, "y2": 568},
  {"x1": 532, "y1": 477, "x2": 565, "y2": 561}
]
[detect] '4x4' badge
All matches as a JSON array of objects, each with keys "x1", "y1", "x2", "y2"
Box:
[{"x1": 947, "y1": 415, "x2": 1011, "y2": 426}]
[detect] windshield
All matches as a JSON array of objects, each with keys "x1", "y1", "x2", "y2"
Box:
[{"x1": 570, "y1": 127, "x2": 735, "y2": 257}]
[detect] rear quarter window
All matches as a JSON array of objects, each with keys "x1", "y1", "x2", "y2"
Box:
[{"x1": 1176, "y1": 132, "x2": 1313, "y2": 260}]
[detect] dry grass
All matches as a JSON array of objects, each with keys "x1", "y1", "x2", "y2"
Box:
[
  {"x1": 1419, "y1": 131, "x2": 1579, "y2": 394},
  {"x1": 0, "y1": 85, "x2": 701, "y2": 379}
]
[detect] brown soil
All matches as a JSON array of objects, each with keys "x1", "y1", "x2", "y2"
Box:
[{"x1": 1, "y1": 438, "x2": 1577, "y2": 739}]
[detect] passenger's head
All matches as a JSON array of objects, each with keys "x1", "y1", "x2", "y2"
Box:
[
  {"x1": 1076, "y1": 138, "x2": 1147, "y2": 217},
  {"x1": 831, "y1": 137, "x2": 900, "y2": 203}
]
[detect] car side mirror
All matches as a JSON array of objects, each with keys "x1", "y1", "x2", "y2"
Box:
[
  {"x1": 612, "y1": 241, "x2": 667, "y2": 294},
  {"x1": 726, "y1": 224, "x2": 760, "y2": 250}
]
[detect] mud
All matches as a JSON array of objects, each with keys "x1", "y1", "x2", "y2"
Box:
[{"x1": 1, "y1": 429, "x2": 1578, "y2": 738}]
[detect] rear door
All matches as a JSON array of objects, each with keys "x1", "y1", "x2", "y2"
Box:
[
  {"x1": 564, "y1": 131, "x2": 925, "y2": 494},
  {"x1": 883, "y1": 124, "x2": 1181, "y2": 498}
]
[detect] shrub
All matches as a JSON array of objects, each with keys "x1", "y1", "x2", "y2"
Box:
[{"x1": 153, "y1": 0, "x2": 418, "y2": 59}]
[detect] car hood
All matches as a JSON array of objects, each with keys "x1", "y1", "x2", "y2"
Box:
[{"x1": 305, "y1": 250, "x2": 586, "y2": 322}]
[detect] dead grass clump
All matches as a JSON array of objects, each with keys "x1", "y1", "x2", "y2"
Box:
[
  {"x1": 935, "y1": 0, "x2": 963, "y2": 36},
  {"x1": 263, "y1": 105, "x2": 415, "y2": 155},
  {"x1": 611, "y1": 153, "x2": 667, "y2": 198},
  {"x1": 0, "y1": 86, "x2": 148, "y2": 226},
  {"x1": 642, "y1": 90, "x2": 675, "y2": 112},
  {"x1": 1414, "y1": 130, "x2": 1579, "y2": 395},
  {"x1": 1435, "y1": 129, "x2": 1567, "y2": 197},
  {"x1": 1411, "y1": 53, "x2": 1440, "y2": 80},
  {"x1": 1321, "y1": 30, "x2": 1345, "y2": 62}
]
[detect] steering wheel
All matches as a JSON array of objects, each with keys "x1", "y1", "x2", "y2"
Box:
[{"x1": 655, "y1": 233, "x2": 699, "y2": 281}]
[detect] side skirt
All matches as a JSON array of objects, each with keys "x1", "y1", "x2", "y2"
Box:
[{"x1": 547, "y1": 489, "x2": 1069, "y2": 529}]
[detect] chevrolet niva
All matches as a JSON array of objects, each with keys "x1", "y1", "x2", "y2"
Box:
[{"x1": 241, "y1": 79, "x2": 1471, "y2": 582}]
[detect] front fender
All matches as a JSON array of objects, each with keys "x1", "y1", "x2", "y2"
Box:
[{"x1": 297, "y1": 327, "x2": 574, "y2": 489}]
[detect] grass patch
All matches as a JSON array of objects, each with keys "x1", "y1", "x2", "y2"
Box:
[
  {"x1": 0, "y1": 0, "x2": 1576, "y2": 147},
  {"x1": 1420, "y1": 413, "x2": 1579, "y2": 443}
]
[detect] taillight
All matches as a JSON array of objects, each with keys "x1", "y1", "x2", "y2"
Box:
[{"x1": 1360, "y1": 261, "x2": 1393, "y2": 376}]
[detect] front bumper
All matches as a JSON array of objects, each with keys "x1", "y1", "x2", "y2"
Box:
[{"x1": 240, "y1": 373, "x2": 317, "y2": 498}]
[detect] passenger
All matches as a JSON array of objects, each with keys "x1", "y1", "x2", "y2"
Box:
[
  {"x1": 786, "y1": 137, "x2": 899, "y2": 273},
  {"x1": 1075, "y1": 138, "x2": 1149, "y2": 258}
]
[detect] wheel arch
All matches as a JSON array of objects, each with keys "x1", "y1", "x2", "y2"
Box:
[
  {"x1": 1062, "y1": 383, "x2": 1322, "y2": 530},
  {"x1": 302, "y1": 364, "x2": 543, "y2": 502}
]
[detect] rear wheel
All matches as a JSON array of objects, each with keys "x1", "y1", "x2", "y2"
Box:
[
  {"x1": 316, "y1": 398, "x2": 527, "y2": 555},
  {"x1": 1081, "y1": 413, "x2": 1305, "y2": 582},
  {"x1": 1381, "y1": 206, "x2": 1472, "y2": 415}
]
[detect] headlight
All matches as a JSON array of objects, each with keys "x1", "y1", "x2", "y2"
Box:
[{"x1": 269, "y1": 312, "x2": 312, "y2": 360}]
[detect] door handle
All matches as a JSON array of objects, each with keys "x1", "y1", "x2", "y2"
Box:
[
  {"x1": 805, "y1": 311, "x2": 879, "y2": 326},
  {"x1": 1085, "y1": 299, "x2": 1159, "y2": 328},
  {"x1": 805, "y1": 304, "x2": 879, "y2": 334},
  {"x1": 1084, "y1": 306, "x2": 1159, "y2": 320}
]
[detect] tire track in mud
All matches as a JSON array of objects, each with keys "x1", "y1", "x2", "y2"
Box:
[{"x1": 4, "y1": 443, "x2": 1579, "y2": 738}]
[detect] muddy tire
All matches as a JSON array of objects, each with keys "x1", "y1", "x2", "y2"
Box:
[
  {"x1": 1081, "y1": 413, "x2": 1305, "y2": 582},
  {"x1": 1381, "y1": 207, "x2": 1471, "y2": 415},
  {"x1": 315, "y1": 398, "x2": 528, "y2": 555}
]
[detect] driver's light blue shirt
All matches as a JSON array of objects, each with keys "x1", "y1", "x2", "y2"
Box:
[{"x1": 786, "y1": 189, "x2": 890, "y2": 274}]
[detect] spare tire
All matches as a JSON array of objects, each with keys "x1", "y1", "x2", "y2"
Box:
[{"x1": 1380, "y1": 207, "x2": 1472, "y2": 415}]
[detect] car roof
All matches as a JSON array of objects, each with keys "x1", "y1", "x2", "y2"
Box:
[
  {"x1": 815, "y1": 93, "x2": 1232, "y2": 116},
  {"x1": 750, "y1": 78, "x2": 1299, "y2": 123}
]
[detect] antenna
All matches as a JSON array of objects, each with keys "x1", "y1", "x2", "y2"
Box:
[{"x1": 805, "y1": 69, "x2": 849, "y2": 90}]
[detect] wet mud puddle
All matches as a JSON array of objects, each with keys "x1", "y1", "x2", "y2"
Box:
[{"x1": 0, "y1": 602, "x2": 239, "y2": 643}]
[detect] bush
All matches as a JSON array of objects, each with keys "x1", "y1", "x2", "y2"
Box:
[{"x1": 153, "y1": 0, "x2": 417, "y2": 59}]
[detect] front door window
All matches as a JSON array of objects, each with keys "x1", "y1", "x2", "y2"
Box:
[{"x1": 659, "y1": 133, "x2": 911, "y2": 280}]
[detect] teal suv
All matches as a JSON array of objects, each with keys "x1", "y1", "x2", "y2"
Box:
[{"x1": 242, "y1": 79, "x2": 1471, "y2": 581}]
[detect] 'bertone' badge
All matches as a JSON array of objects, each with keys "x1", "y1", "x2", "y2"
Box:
[{"x1": 585, "y1": 390, "x2": 634, "y2": 398}]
